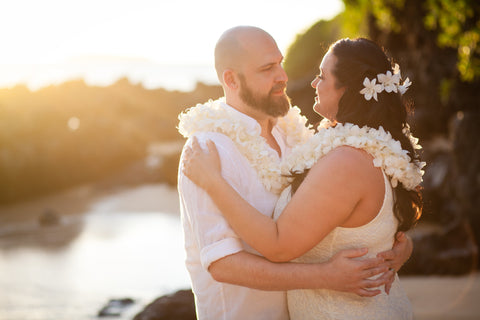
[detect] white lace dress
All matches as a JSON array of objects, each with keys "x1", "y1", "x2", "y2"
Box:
[{"x1": 273, "y1": 172, "x2": 413, "y2": 320}]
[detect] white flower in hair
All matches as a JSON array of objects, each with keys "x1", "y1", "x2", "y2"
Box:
[
  {"x1": 393, "y1": 63, "x2": 401, "y2": 77},
  {"x1": 360, "y1": 77, "x2": 383, "y2": 101},
  {"x1": 378, "y1": 71, "x2": 401, "y2": 93},
  {"x1": 398, "y1": 77, "x2": 412, "y2": 95}
]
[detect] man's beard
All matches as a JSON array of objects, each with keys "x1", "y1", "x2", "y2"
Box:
[{"x1": 238, "y1": 74, "x2": 290, "y2": 117}]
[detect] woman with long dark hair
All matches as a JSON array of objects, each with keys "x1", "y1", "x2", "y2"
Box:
[{"x1": 183, "y1": 38, "x2": 423, "y2": 319}]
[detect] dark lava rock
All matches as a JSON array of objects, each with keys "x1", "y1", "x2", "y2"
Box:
[
  {"x1": 133, "y1": 289, "x2": 195, "y2": 320},
  {"x1": 401, "y1": 219, "x2": 478, "y2": 275},
  {"x1": 98, "y1": 298, "x2": 135, "y2": 317},
  {"x1": 38, "y1": 209, "x2": 61, "y2": 226}
]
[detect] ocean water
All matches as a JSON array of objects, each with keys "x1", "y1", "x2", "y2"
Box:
[
  {"x1": 0, "y1": 185, "x2": 190, "y2": 320},
  {"x1": 0, "y1": 60, "x2": 219, "y2": 92}
]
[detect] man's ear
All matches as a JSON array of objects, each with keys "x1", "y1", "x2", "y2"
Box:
[{"x1": 223, "y1": 69, "x2": 238, "y2": 90}]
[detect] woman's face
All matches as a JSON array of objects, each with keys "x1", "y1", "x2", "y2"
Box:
[{"x1": 311, "y1": 51, "x2": 345, "y2": 121}]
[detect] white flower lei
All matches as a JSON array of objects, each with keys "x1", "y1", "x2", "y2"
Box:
[
  {"x1": 282, "y1": 122, "x2": 425, "y2": 190},
  {"x1": 178, "y1": 98, "x2": 314, "y2": 193}
]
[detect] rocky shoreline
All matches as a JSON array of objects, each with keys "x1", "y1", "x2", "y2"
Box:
[
  {"x1": 122, "y1": 273, "x2": 480, "y2": 320},
  {"x1": 133, "y1": 290, "x2": 196, "y2": 320},
  {"x1": 2, "y1": 180, "x2": 478, "y2": 320}
]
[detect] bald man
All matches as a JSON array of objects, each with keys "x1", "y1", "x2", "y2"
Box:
[{"x1": 177, "y1": 26, "x2": 411, "y2": 320}]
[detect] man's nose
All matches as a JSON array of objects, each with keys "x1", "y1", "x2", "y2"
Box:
[{"x1": 276, "y1": 66, "x2": 288, "y2": 82}]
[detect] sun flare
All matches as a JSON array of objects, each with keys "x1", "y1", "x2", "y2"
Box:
[{"x1": 0, "y1": 0, "x2": 343, "y2": 90}]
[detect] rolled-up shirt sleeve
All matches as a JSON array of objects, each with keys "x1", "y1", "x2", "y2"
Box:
[{"x1": 179, "y1": 132, "x2": 248, "y2": 270}]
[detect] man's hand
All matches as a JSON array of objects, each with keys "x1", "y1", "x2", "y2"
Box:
[
  {"x1": 376, "y1": 232, "x2": 413, "y2": 294},
  {"x1": 321, "y1": 247, "x2": 388, "y2": 297}
]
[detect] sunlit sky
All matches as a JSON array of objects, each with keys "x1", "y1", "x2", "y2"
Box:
[{"x1": 0, "y1": 0, "x2": 343, "y2": 90}]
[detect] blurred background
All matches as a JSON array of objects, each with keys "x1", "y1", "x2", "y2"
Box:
[{"x1": 0, "y1": 0, "x2": 479, "y2": 319}]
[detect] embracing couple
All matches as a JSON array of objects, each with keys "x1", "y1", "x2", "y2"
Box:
[{"x1": 177, "y1": 26, "x2": 424, "y2": 319}]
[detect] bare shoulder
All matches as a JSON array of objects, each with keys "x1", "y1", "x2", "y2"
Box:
[
  {"x1": 309, "y1": 146, "x2": 383, "y2": 189},
  {"x1": 317, "y1": 146, "x2": 375, "y2": 171}
]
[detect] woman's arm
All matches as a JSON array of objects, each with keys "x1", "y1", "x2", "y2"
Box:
[{"x1": 183, "y1": 138, "x2": 382, "y2": 262}]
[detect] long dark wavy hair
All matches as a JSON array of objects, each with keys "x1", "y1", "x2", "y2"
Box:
[{"x1": 292, "y1": 38, "x2": 422, "y2": 232}]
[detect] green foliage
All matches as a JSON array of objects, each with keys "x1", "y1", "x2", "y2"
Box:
[
  {"x1": 283, "y1": 15, "x2": 343, "y2": 80},
  {"x1": 424, "y1": 0, "x2": 480, "y2": 81},
  {"x1": 372, "y1": 0, "x2": 405, "y2": 32},
  {"x1": 341, "y1": 0, "x2": 370, "y2": 37},
  {"x1": 439, "y1": 78, "x2": 454, "y2": 105},
  {"x1": 342, "y1": 0, "x2": 480, "y2": 82},
  {"x1": 342, "y1": 0, "x2": 406, "y2": 35}
]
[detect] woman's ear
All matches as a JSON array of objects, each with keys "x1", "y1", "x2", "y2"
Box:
[{"x1": 223, "y1": 69, "x2": 238, "y2": 90}]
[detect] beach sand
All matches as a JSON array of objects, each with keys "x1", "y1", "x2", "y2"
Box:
[
  {"x1": 402, "y1": 274, "x2": 480, "y2": 320},
  {"x1": 1, "y1": 183, "x2": 479, "y2": 319}
]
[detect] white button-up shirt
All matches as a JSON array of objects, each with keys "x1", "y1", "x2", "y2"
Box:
[{"x1": 178, "y1": 103, "x2": 290, "y2": 320}]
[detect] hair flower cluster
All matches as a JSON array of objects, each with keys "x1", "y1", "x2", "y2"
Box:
[{"x1": 360, "y1": 64, "x2": 411, "y2": 101}]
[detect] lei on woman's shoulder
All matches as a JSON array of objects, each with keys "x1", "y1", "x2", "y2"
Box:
[{"x1": 282, "y1": 122, "x2": 425, "y2": 190}]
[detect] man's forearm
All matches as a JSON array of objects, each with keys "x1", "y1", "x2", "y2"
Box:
[
  {"x1": 209, "y1": 251, "x2": 329, "y2": 291},
  {"x1": 209, "y1": 248, "x2": 389, "y2": 297}
]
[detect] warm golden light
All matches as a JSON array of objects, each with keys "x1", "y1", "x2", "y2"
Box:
[
  {"x1": 0, "y1": 0, "x2": 343, "y2": 90},
  {"x1": 67, "y1": 117, "x2": 80, "y2": 131}
]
